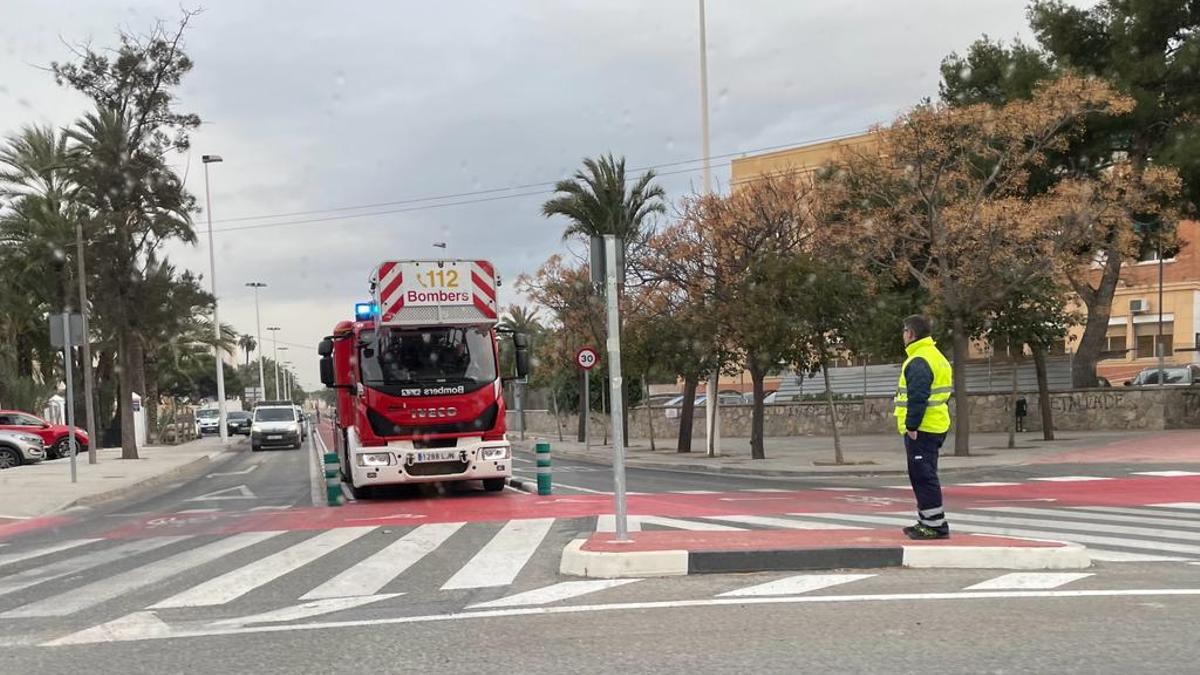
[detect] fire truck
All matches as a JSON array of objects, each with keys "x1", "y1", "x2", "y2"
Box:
[{"x1": 318, "y1": 259, "x2": 529, "y2": 497}]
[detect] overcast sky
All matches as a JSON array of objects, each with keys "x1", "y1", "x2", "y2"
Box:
[{"x1": 1, "y1": 0, "x2": 1084, "y2": 389}]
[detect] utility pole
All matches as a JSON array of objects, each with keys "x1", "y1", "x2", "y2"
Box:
[
  {"x1": 604, "y1": 235, "x2": 630, "y2": 541},
  {"x1": 202, "y1": 154, "x2": 229, "y2": 445},
  {"x1": 75, "y1": 216, "x2": 98, "y2": 464},
  {"x1": 246, "y1": 282, "x2": 267, "y2": 403},
  {"x1": 268, "y1": 326, "x2": 281, "y2": 398}
]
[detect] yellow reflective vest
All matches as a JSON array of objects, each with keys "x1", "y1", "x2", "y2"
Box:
[{"x1": 894, "y1": 336, "x2": 953, "y2": 434}]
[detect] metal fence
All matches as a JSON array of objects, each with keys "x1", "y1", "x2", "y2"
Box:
[{"x1": 775, "y1": 356, "x2": 1074, "y2": 399}]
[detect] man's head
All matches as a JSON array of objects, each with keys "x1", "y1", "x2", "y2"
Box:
[{"x1": 902, "y1": 314, "x2": 932, "y2": 346}]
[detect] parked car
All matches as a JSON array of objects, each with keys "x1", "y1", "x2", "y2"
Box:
[
  {"x1": 251, "y1": 404, "x2": 303, "y2": 451},
  {"x1": 644, "y1": 394, "x2": 679, "y2": 408},
  {"x1": 226, "y1": 411, "x2": 252, "y2": 436},
  {"x1": 0, "y1": 429, "x2": 46, "y2": 469},
  {"x1": 1124, "y1": 365, "x2": 1200, "y2": 387},
  {"x1": 742, "y1": 390, "x2": 778, "y2": 404},
  {"x1": 0, "y1": 410, "x2": 88, "y2": 460},
  {"x1": 194, "y1": 408, "x2": 220, "y2": 436}
]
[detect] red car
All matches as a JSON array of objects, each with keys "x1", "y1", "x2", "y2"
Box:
[{"x1": 0, "y1": 410, "x2": 89, "y2": 460}]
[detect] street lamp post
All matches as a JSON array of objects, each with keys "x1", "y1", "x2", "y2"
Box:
[
  {"x1": 698, "y1": 0, "x2": 720, "y2": 458},
  {"x1": 202, "y1": 154, "x2": 229, "y2": 445},
  {"x1": 267, "y1": 327, "x2": 281, "y2": 398},
  {"x1": 283, "y1": 362, "x2": 294, "y2": 400},
  {"x1": 245, "y1": 282, "x2": 267, "y2": 404},
  {"x1": 277, "y1": 346, "x2": 289, "y2": 398}
]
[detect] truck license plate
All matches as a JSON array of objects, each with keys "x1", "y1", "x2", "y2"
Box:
[{"x1": 415, "y1": 450, "x2": 457, "y2": 463}]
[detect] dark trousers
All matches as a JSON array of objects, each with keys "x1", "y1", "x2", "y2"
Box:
[{"x1": 904, "y1": 431, "x2": 948, "y2": 533}]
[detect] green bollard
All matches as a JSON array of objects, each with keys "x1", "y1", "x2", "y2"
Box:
[
  {"x1": 324, "y1": 451, "x2": 343, "y2": 506},
  {"x1": 536, "y1": 441, "x2": 552, "y2": 495}
]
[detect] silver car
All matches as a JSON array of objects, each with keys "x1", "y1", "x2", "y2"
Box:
[{"x1": 0, "y1": 429, "x2": 46, "y2": 469}]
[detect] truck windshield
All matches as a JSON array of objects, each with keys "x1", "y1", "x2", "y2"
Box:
[{"x1": 360, "y1": 326, "x2": 496, "y2": 387}]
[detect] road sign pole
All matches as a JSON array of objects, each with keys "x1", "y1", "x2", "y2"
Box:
[
  {"x1": 583, "y1": 369, "x2": 590, "y2": 448},
  {"x1": 604, "y1": 235, "x2": 629, "y2": 541},
  {"x1": 61, "y1": 313, "x2": 77, "y2": 483}
]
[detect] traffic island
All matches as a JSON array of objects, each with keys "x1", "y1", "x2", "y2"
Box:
[{"x1": 560, "y1": 529, "x2": 1090, "y2": 578}]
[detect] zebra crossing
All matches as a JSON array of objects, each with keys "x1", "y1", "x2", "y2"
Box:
[
  {"x1": 0, "y1": 518, "x2": 576, "y2": 622},
  {"x1": 604, "y1": 503, "x2": 1200, "y2": 564}
]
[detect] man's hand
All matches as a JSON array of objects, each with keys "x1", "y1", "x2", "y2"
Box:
[{"x1": 906, "y1": 430, "x2": 918, "y2": 440}]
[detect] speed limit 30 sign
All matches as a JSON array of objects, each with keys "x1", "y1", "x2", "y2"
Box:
[{"x1": 575, "y1": 346, "x2": 599, "y2": 370}]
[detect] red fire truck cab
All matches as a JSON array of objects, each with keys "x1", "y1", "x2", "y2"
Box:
[{"x1": 318, "y1": 259, "x2": 529, "y2": 497}]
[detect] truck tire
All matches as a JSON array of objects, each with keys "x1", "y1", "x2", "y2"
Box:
[{"x1": 482, "y1": 478, "x2": 506, "y2": 492}]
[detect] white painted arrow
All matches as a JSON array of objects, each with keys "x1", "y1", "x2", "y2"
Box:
[
  {"x1": 185, "y1": 485, "x2": 257, "y2": 501},
  {"x1": 207, "y1": 465, "x2": 259, "y2": 477}
]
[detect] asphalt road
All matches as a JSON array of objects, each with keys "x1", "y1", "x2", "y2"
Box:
[{"x1": 0, "y1": 433, "x2": 1197, "y2": 673}]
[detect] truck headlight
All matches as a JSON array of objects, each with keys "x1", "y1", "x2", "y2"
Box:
[
  {"x1": 357, "y1": 452, "x2": 394, "y2": 467},
  {"x1": 481, "y1": 446, "x2": 509, "y2": 460}
]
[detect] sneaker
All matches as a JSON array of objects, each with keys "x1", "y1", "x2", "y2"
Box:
[{"x1": 903, "y1": 524, "x2": 950, "y2": 540}]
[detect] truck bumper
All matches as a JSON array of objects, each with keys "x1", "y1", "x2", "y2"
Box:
[{"x1": 348, "y1": 437, "x2": 512, "y2": 487}]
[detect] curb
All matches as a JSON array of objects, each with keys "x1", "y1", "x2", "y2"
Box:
[
  {"x1": 515, "y1": 445, "x2": 1023, "y2": 479},
  {"x1": 506, "y1": 477, "x2": 538, "y2": 494},
  {"x1": 560, "y1": 539, "x2": 1091, "y2": 578},
  {"x1": 59, "y1": 448, "x2": 240, "y2": 513}
]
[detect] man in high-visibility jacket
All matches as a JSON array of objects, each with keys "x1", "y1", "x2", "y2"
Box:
[{"x1": 894, "y1": 315, "x2": 953, "y2": 539}]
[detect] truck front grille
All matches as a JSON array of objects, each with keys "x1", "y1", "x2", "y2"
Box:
[
  {"x1": 405, "y1": 460, "x2": 470, "y2": 476},
  {"x1": 367, "y1": 403, "x2": 498, "y2": 438}
]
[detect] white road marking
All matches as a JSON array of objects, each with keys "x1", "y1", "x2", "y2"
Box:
[
  {"x1": 597, "y1": 515, "x2": 744, "y2": 532},
  {"x1": 948, "y1": 511, "x2": 1200, "y2": 543},
  {"x1": 954, "y1": 482, "x2": 1020, "y2": 487},
  {"x1": 185, "y1": 485, "x2": 257, "y2": 502},
  {"x1": 813, "y1": 487, "x2": 868, "y2": 492},
  {"x1": 543, "y1": 482, "x2": 610, "y2": 494},
  {"x1": 1030, "y1": 476, "x2": 1112, "y2": 482},
  {"x1": 207, "y1": 465, "x2": 259, "y2": 477},
  {"x1": 1066, "y1": 506, "x2": 1200, "y2": 520},
  {"x1": 469, "y1": 579, "x2": 640, "y2": 608},
  {"x1": 675, "y1": 490, "x2": 719, "y2": 494},
  {"x1": 1085, "y1": 550, "x2": 1192, "y2": 562},
  {"x1": 50, "y1": 588, "x2": 1200, "y2": 646},
  {"x1": 1150, "y1": 502, "x2": 1200, "y2": 510},
  {"x1": 511, "y1": 457, "x2": 533, "y2": 464},
  {"x1": 302, "y1": 522, "x2": 465, "y2": 599},
  {"x1": 0, "y1": 538, "x2": 100, "y2": 569},
  {"x1": 0, "y1": 537, "x2": 188, "y2": 598},
  {"x1": 704, "y1": 514, "x2": 868, "y2": 530},
  {"x1": 2, "y1": 531, "x2": 283, "y2": 618},
  {"x1": 0, "y1": 514, "x2": 31, "y2": 520},
  {"x1": 719, "y1": 574, "x2": 874, "y2": 597},
  {"x1": 595, "y1": 515, "x2": 642, "y2": 532},
  {"x1": 152, "y1": 527, "x2": 376, "y2": 608},
  {"x1": 882, "y1": 485, "x2": 912, "y2": 490},
  {"x1": 209, "y1": 594, "x2": 401, "y2": 627},
  {"x1": 980, "y1": 506, "x2": 1200, "y2": 529},
  {"x1": 741, "y1": 488, "x2": 790, "y2": 493},
  {"x1": 802, "y1": 512, "x2": 1200, "y2": 556},
  {"x1": 1133, "y1": 471, "x2": 1200, "y2": 477},
  {"x1": 248, "y1": 506, "x2": 292, "y2": 511},
  {"x1": 175, "y1": 508, "x2": 219, "y2": 514},
  {"x1": 441, "y1": 518, "x2": 555, "y2": 590},
  {"x1": 965, "y1": 572, "x2": 1093, "y2": 591}
]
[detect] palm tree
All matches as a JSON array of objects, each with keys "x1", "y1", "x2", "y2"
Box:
[
  {"x1": 239, "y1": 334, "x2": 257, "y2": 367},
  {"x1": 541, "y1": 154, "x2": 666, "y2": 245},
  {"x1": 499, "y1": 305, "x2": 543, "y2": 336}
]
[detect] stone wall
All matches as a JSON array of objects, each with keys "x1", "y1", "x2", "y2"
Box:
[{"x1": 506, "y1": 386, "x2": 1200, "y2": 438}]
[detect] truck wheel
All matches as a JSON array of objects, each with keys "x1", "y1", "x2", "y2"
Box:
[
  {"x1": 0, "y1": 447, "x2": 20, "y2": 469},
  {"x1": 483, "y1": 478, "x2": 506, "y2": 492}
]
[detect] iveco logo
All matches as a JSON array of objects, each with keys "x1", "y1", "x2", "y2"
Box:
[{"x1": 413, "y1": 407, "x2": 457, "y2": 419}]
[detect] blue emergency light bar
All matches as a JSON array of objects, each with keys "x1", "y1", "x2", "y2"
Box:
[{"x1": 354, "y1": 302, "x2": 377, "y2": 321}]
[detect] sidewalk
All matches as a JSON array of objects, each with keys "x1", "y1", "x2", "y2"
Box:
[
  {"x1": 0, "y1": 436, "x2": 233, "y2": 524},
  {"x1": 514, "y1": 429, "x2": 1200, "y2": 477}
]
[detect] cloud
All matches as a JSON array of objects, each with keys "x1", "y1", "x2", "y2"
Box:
[{"x1": 2, "y1": 0, "x2": 1045, "y2": 387}]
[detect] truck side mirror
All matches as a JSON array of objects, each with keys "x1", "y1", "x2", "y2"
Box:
[
  {"x1": 317, "y1": 338, "x2": 333, "y2": 357},
  {"x1": 319, "y1": 356, "x2": 335, "y2": 388},
  {"x1": 514, "y1": 333, "x2": 531, "y2": 380}
]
